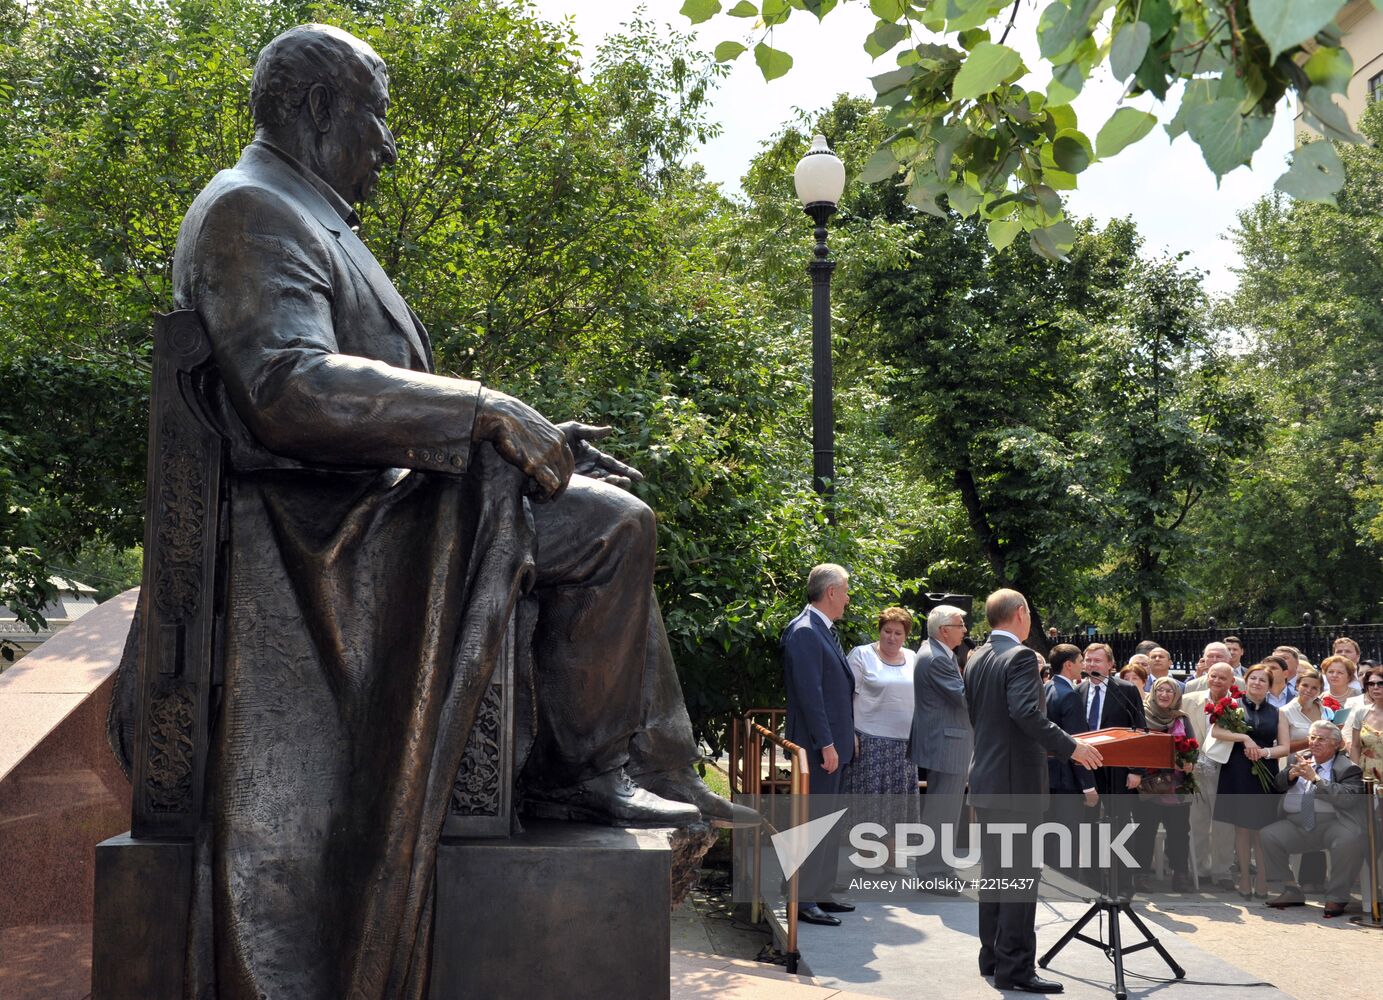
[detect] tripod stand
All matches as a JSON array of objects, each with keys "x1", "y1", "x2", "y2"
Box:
[{"x1": 1038, "y1": 812, "x2": 1184, "y2": 1000}]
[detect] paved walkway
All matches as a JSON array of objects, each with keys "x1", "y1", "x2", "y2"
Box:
[
  {"x1": 675, "y1": 871, "x2": 1383, "y2": 1000},
  {"x1": 793, "y1": 895, "x2": 1295, "y2": 1000},
  {"x1": 1140, "y1": 893, "x2": 1382, "y2": 1000}
]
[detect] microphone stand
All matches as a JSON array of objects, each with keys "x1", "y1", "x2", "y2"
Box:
[{"x1": 1039, "y1": 688, "x2": 1184, "y2": 1000}]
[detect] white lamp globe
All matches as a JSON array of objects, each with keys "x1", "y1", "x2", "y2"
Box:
[{"x1": 794, "y1": 134, "x2": 845, "y2": 209}]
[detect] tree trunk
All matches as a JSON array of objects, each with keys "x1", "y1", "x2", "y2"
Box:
[
  {"x1": 953, "y1": 466, "x2": 1008, "y2": 585},
  {"x1": 1137, "y1": 544, "x2": 1156, "y2": 635},
  {"x1": 1027, "y1": 602, "x2": 1051, "y2": 657},
  {"x1": 953, "y1": 466, "x2": 1050, "y2": 654}
]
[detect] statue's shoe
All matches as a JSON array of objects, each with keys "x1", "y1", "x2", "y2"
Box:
[
  {"x1": 525, "y1": 769, "x2": 701, "y2": 827},
  {"x1": 637, "y1": 767, "x2": 761, "y2": 829}
]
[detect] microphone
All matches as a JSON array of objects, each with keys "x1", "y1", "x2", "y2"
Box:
[{"x1": 1106, "y1": 674, "x2": 1149, "y2": 733}]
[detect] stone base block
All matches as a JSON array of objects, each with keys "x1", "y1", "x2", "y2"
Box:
[
  {"x1": 91, "y1": 833, "x2": 191, "y2": 1000},
  {"x1": 431, "y1": 821, "x2": 671, "y2": 1000}
]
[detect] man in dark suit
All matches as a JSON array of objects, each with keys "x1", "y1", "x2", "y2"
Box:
[
  {"x1": 1044, "y1": 644, "x2": 1097, "y2": 876},
  {"x1": 1072, "y1": 643, "x2": 1147, "y2": 888},
  {"x1": 910, "y1": 604, "x2": 972, "y2": 884},
  {"x1": 1262, "y1": 721, "x2": 1367, "y2": 917},
  {"x1": 781, "y1": 563, "x2": 856, "y2": 926},
  {"x1": 966, "y1": 590, "x2": 1103, "y2": 994},
  {"x1": 1073, "y1": 649, "x2": 1147, "y2": 782}
]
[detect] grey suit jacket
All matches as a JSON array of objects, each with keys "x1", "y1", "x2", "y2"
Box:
[
  {"x1": 909, "y1": 638, "x2": 973, "y2": 775},
  {"x1": 964, "y1": 633, "x2": 1077, "y2": 814},
  {"x1": 1273, "y1": 750, "x2": 1366, "y2": 831}
]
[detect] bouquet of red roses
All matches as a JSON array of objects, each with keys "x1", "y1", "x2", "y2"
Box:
[
  {"x1": 1322, "y1": 695, "x2": 1343, "y2": 722},
  {"x1": 1205, "y1": 689, "x2": 1275, "y2": 791},
  {"x1": 1173, "y1": 734, "x2": 1200, "y2": 795}
]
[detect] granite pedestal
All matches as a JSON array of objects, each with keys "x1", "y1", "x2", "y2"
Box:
[{"x1": 430, "y1": 821, "x2": 672, "y2": 1000}]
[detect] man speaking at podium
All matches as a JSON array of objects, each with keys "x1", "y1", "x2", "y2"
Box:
[{"x1": 965, "y1": 590, "x2": 1104, "y2": 994}]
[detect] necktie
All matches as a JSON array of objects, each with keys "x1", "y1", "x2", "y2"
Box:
[
  {"x1": 1299, "y1": 763, "x2": 1323, "y2": 832},
  {"x1": 1087, "y1": 685, "x2": 1103, "y2": 731},
  {"x1": 828, "y1": 624, "x2": 846, "y2": 657}
]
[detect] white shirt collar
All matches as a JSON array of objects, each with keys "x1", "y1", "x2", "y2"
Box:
[
  {"x1": 990, "y1": 628, "x2": 1022, "y2": 645},
  {"x1": 805, "y1": 604, "x2": 835, "y2": 629}
]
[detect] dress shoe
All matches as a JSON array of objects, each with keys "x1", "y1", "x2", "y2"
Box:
[
  {"x1": 993, "y1": 974, "x2": 1064, "y2": 993},
  {"x1": 1265, "y1": 885, "x2": 1306, "y2": 909},
  {"x1": 817, "y1": 899, "x2": 855, "y2": 913},
  {"x1": 1323, "y1": 901, "x2": 1348, "y2": 918},
  {"x1": 797, "y1": 905, "x2": 841, "y2": 926},
  {"x1": 636, "y1": 767, "x2": 761, "y2": 828},
  {"x1": 1171, "y1": 872, "x2": 1194, "y2": 893},
  {"x1": 979, "y1": 962, "x2": 996, "y2": 977},
  {"x1": 525, "y1": 769, "x2": 701, "y2": 827}
]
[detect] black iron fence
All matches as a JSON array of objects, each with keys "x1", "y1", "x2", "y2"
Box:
[{"x1": 1051, "y1": 616, "x2": 1383, "y2": 677}]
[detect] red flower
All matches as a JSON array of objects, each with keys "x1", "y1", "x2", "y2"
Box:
[
  {"x1": 1230, "y1": 685, "x2": 1243, "y2": 697},
  {"x1": 1204, "y1": 702, "x2": 1214, "y2": 714},
  {"x1": 1323, "y1": 696, "x2": 1342, "y2": 711}
]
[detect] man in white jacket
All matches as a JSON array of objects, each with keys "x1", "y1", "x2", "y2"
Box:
[{"x1": 1182, "y1": 662, "x2": 1236, "y2": 886}]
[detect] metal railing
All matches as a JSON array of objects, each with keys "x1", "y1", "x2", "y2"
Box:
[
  {"x1": 729, "y1": 708, "x2": 808, "y2": 974},
  {"x1": 1052, "y1": 617, "x2": 1383, "y2": 676}
]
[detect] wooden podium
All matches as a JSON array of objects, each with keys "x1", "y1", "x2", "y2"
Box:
[{"x1": 1079, "y1": 727, "x2": 1174, "y2": 769}]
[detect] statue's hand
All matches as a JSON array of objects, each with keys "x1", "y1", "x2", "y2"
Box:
[
  {"x1": 556, "y1": 422, "x2": 644, "y2": 491},
  {"x1": 474, "y1": 390, "x2": 574, "y2": 501}
]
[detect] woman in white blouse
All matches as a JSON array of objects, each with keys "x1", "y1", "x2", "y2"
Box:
[
  {"x1": 844, "y1": 607, "x2": 919, "y2": 864},
  {"x1": 1275, "y1": 666, "x2": 1325, "y2": 756}
]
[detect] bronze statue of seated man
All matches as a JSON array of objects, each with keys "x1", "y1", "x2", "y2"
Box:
[{"x1": 113, "y1": 22, "x2": 749, "y2": 999}]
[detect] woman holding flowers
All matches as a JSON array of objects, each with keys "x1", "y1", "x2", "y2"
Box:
[
  {"x1": 1211, "y1": 663, "x2": 1281, "y2": 899},
  {"x1": 1132, "y1": 677, "x2": 1198, "y2": 891}
]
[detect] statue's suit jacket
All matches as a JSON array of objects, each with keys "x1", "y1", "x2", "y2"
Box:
[
  {"x1": 163, "y1": 140, "x2": 534, "y2": 1000},
  {"x1": 173, "y1": 140, "x2": 482, "y2": 475},
  {"x1": 964, "y1": 633, "x2": 1077, "y2": 815},
  {"x1": 909, "y1": 638, "x2": 972, "y2": 776}
]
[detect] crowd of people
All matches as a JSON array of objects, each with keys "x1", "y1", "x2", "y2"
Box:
[{"x1": 780, "y1": 565, "x2": 1383, "y2": 991}]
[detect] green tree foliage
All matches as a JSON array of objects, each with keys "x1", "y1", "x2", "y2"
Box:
[
  {"x1": 735, "y1": 96, "x2": 1129, "y2": 638},
  {"x1": 1189, "y1": 101, "x2": 1383, "y2": 623},
  {"x1": 737, "y1": 96, "x2": 1271, "y2": 638},
  {"x1": 1079, "y1": 257, "x2": 1264, "y2": 633},
  {"x1": 687, "y1": 0, "x2": 1362, "y2": 258}
]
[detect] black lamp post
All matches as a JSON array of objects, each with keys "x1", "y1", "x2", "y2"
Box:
[{"x1": 793, "y1": 134, "x2": 845, "y2": 520}]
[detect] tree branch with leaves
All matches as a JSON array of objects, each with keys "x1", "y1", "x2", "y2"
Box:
[{"x1": 685, "y1": 0, "x2": 1362, "y2": 260}]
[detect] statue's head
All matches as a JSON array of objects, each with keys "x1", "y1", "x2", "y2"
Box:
[{"x1": 251, "y1": 24, "x2": 396, "y2": 206}]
